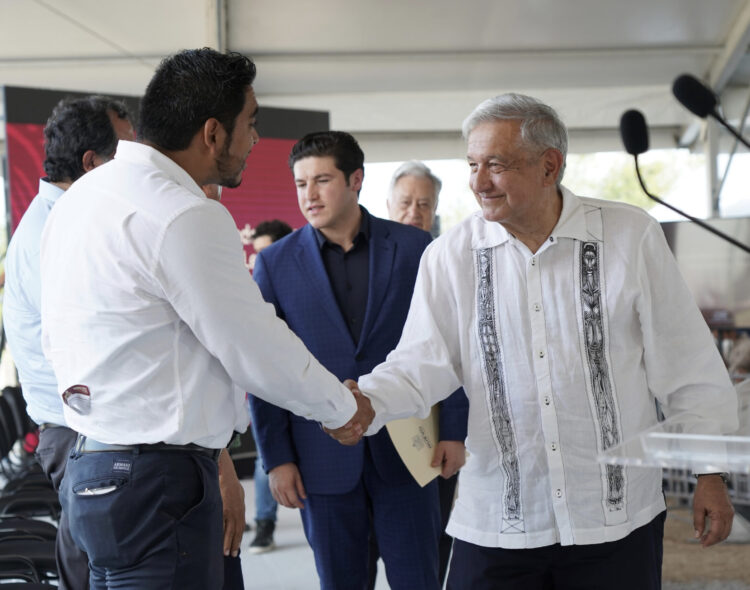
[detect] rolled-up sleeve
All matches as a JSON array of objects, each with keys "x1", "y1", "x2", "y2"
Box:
[
  {"x1": 359, "y1": 241, "x2": 463, "y2": 433},
  {"x1": 154, "y1": 203, "x2": 357, "y2": 429}
]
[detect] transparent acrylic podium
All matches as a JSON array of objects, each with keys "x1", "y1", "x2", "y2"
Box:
[{"x1": 599, "y1": 388, "x2": 750, "y2": 474}]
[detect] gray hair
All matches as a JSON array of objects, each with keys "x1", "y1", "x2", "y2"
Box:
[
  {"x1": 388, "y1": 160, "x2": 442, "y2": 208},
  {"x1": 462, "y1": 93, "x2": 568, "y2": 184}
]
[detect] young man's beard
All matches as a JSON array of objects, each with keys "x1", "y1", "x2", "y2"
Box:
[{"x1": 215, "y1": 140, "x2": 244, "y2": 189}]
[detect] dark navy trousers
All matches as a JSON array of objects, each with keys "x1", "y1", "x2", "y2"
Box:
[
  {"x1": 61, "y1": 447, "x2": 223, "y2": 589},
  {"x1": 447, "y1": 511, "x2": 666, "y2": 590},
  {"x1": 300, "y1": 450, "x2": 442, "y2": 590}
]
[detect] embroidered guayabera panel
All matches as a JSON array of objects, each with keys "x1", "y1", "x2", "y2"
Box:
[
  {"x1": 475, "y1": 248, "x2": 524, "y2": 533},
  {"x1": 580, "y1": 242, "x2": 624, "y2": 511}
]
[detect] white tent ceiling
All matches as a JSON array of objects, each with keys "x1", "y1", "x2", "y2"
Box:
[{"x1": 2, "y1": 0, "x2": 750, "y2": 161}]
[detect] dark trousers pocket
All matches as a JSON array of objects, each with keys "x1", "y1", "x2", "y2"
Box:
[{"x1": 63, "y1": 451, "x2": 224, "y2": 588}]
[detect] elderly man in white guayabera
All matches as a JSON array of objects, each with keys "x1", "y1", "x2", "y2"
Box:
[{"x1": 355, "y1": 92, "x2": 738, "y2": 590}]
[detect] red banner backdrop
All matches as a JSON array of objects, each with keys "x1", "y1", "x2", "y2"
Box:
[
  {"x1": 220, "y1": 137, "x2": 307, "y2": 270},
  {"x1": 5, "y1": 122, "x2": 45, "y2": 233},
  {"x1": 2, "y1": 86, "x2": 327, "y2": 269}
]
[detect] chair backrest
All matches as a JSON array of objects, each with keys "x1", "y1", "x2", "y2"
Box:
[
  {"x1": 0, "y1": 396, "x2": 20, "y2": 482},
  {"x1": 0, "y1": 396, "x2": 18, "y2": 457},
  {"x1": 1, "y1": 388, "x2": 31, "y2": 439}
]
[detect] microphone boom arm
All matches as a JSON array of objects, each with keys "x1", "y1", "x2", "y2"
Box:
[
  {"x1": 633, "y1": 155, "x2": 750, "y2": 255},
  {"x1": 710, "y1": 111, "x2": 750, "y2": 151}
]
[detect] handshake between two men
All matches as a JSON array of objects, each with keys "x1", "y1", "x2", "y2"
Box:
[{"x1": 324, "y1": 379, "x2": 375, "y2": 445}]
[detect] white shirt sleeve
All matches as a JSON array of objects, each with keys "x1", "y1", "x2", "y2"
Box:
[
  {"x1": 636, "y1": 219, "x2": 738, "y2": 435},
  {"x1": 359, "y1": 241, "x2": 463, "y2": 433},
  {"x1": 154, "y1": 202, "x2": 357, "y2": 429}
]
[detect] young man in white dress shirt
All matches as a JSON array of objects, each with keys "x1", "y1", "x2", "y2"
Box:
[
  {"x1": 39, "y1": 48, "x2": 371, "y2": 589},
  {"x1": 354, "y1": 93, "x2": 738, "y2": 590}
]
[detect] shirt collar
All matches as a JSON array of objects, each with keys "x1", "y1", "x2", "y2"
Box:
[
  {"x1": 550, "y1": 186, "x2": 590, "y2": 242},
  {"x1": 313, "y1": 205, "x2": 371, "y2": 250},
  {"x1": 38, "y1": 178, "x2": 66, "y2": 206},
  {"x1": 470, "y1": 186, "x2": 591, "y2": 250},
  {"x1": 114, "y1": 140, "x2": 206, "y2": 199}
]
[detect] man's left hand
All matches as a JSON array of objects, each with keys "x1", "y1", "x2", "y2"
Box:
[
  {"x1": 324, "y1": 380, "x2": 375, "y2": 445},
  {"x1": 693, "y1": 474, "x2": 734, "y2": 547},
  {"x1": 219, "y1": 448, "x2": 246, "y2": 557},
  {"x1": 431, "y1": 440, "x2": 466, "y2": 478}
]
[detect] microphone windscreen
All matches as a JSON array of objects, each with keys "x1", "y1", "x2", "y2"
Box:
[
  {"x1": 672, "y1": 74, "x2": 717, "y2": 118},
  {"x1": 619, "y1": 110, "x2": 649, "y2": 155}
]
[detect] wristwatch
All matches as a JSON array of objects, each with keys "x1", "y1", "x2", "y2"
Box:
[{"x1": 694, "y1": 472, "x2": 730, "y2": 485}]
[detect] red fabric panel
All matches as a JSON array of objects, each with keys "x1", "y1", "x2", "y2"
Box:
[
  {"x1": 220, "y1": 137, "x2": 307, "y2": 271},
  {"x1": 5, "y1": 130, "x2": 305, "y2": 271},
  {"x1": 6, "y1": 122, "x2": 45, "y2": 232}
]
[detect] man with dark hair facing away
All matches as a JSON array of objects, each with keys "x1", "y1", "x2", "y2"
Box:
[
  {"x1": 40, "y1": 49, "x2": 372, "y2": 588},
  {"x1": 4, "y1": 95, "x2": 134, "y2": 590}
]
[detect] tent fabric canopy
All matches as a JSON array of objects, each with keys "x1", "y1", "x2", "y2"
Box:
[{"x1": 2, "y1": 0, "x2": 750, "y2": 159}]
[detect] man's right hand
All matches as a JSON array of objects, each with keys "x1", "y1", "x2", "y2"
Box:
[
  {"x1": 324, "y1": 380, "x2": 375, "y2": 445},
  {"x1": 269, "y1": 462, "x2": 306, "y2": 509}
]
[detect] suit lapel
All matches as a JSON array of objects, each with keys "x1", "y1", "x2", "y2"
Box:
[
  {"x1": 295, "y1": 225, "x2": 354, "y2": 345},
  {"x1": 358, "y1": 218, "x2": 395, "y2": 353}
]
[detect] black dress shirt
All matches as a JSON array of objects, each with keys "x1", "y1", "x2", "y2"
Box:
[{"x1": 313, "y1": 208, "x2": 370, "y2": 345}]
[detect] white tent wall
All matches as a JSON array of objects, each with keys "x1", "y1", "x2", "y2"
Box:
[{"x1": 2, "y1": 0, "x2": 750, "y2": 210}]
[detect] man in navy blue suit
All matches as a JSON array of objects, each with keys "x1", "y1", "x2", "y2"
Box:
[{"x1": 250, "y1": 131, "x2": 467, "y2": 590}]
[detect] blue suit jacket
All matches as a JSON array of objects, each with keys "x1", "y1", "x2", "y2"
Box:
[{"x1": 249, "y1": 213, "x2": 468, "y2": 494}]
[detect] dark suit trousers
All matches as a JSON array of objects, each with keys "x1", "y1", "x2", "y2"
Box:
[
  {"x1": 367, "y1": 472, "x2": 457, "y2": 589},
  {"x1": 437, "y1": 473, "x2": 458, "y2": 583},
  {"x1": 300, "y1": 450, "x2": 442, "y2": 590}
]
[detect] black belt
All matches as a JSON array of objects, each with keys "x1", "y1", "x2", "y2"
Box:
[{"x1": 74, "y1": 435, "x2": 222, "y2": 461}]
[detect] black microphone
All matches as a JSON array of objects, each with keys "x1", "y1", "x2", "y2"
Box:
[
  {"x1": 620, "y1": 109, "x2": 649, "y2": 155},
  {"x1": 618, "y1": 109, "x2": 750, "y2": 254},
  {"x1": 672, "y1": 74, "x2": 717, "y2": 118},
  {"x1": 672, "y1": 73, "x2": 750, "y2": 150}
]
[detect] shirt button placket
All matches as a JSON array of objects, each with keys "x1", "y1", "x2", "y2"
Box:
[{"x1": 527, "y1": 250, "x2": 570, "y2": 536}]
